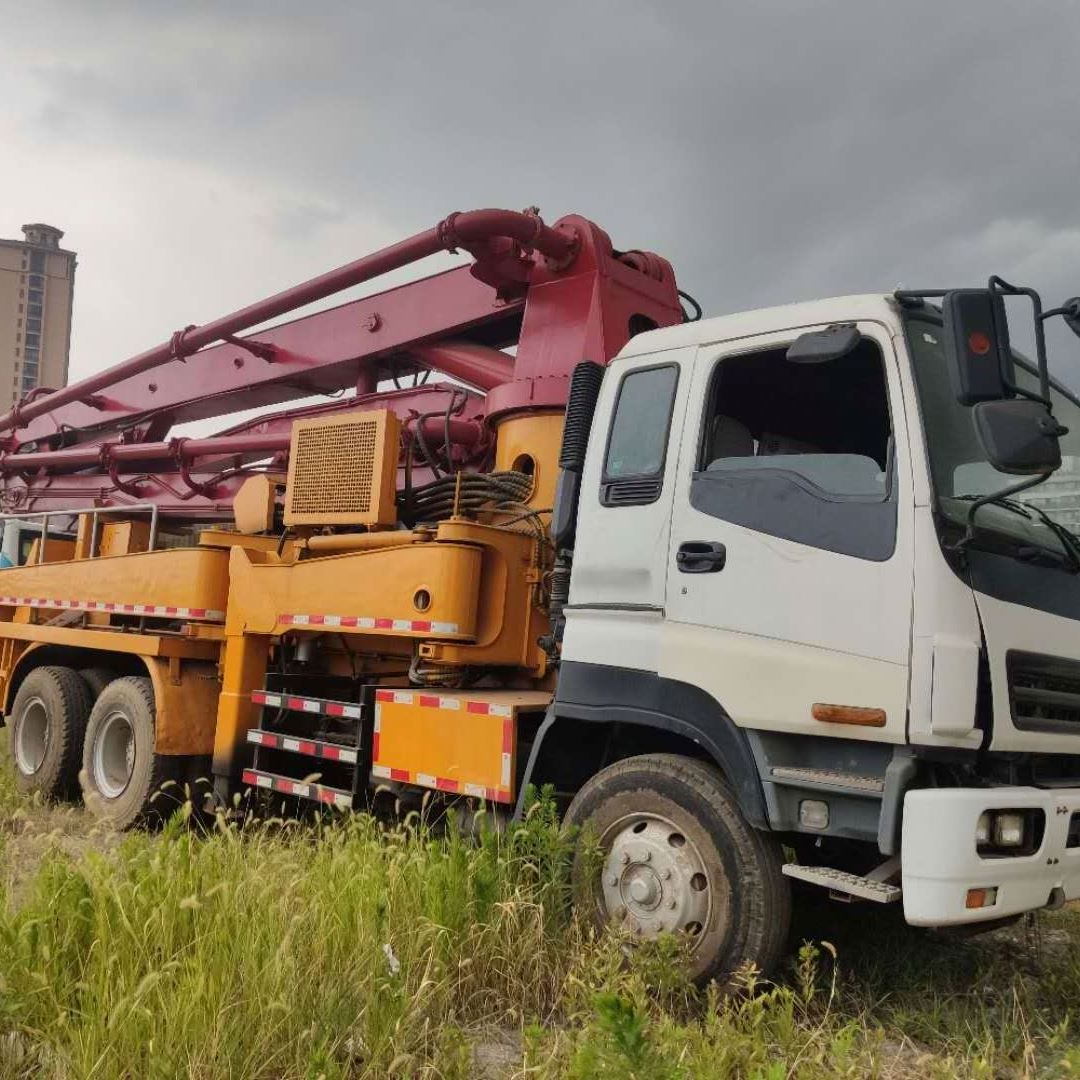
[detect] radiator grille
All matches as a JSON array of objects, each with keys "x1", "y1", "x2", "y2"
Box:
[
  {"x1": 284, "y1": 410, "x2": 399, "y2": 526},
  {"x1": 1008, "y1": 651, "x2": 1080, "y2": 733},
  {"x1": 291, "y1": 422, "x2": 376, "y2": 517}
]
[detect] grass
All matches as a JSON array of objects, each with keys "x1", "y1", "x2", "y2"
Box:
[{"x1": 1, "y1": 746, "x2": 1080, "y2": 1078}]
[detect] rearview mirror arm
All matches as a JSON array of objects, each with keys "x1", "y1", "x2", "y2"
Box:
[{"x1": 989, "y1": 276, "x2": 1051, "y2": 406}]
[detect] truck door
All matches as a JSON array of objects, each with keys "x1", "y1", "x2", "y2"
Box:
[
  {"x1": 661, "y1": 323, "x2": 914, "y2": 744},
  {"x1": 563, "y1": 349, "x2": 692, "y2": 674}
]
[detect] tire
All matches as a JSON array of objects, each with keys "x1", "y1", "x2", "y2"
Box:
[
  {"x1": 564, "y1": 753, "x2": 791, "y2": 987},
  {"x1": 9, "y1": 666, "x2": 94, "y2": 800},
  {"x1": 81, "y1": 676, "x2": 182, "y2": 829},
  {"x1": 78, "y1": 667, "x2": 115, "y2": 701}
]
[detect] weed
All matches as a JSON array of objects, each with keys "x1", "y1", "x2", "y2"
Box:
[{"x1": 1, "y1": 741, "x2": 1080, "y2": 1077}]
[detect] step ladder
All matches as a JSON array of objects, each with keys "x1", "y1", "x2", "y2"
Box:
[
  {"x1": 769, "y1": 766, "x2": 886, "y2": 795},
  {"x1": 782, "y1": 859, "x2": 901, "y2": 904},
  {"x1": 241, "y1": 687, "x2": 367, "y2": 811}
]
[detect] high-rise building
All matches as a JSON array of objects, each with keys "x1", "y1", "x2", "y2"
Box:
[{"x1": 0, "y1": 224, "x2": 77, "y2": 406}]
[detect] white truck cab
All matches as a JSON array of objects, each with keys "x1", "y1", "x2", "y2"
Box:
[{"x1": 552, "y1": 289, "x2": 1080, "y2": 948}]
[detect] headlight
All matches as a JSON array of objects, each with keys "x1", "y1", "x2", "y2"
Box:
[
  {"x1": 975, "y1": 808, "x2": 1044, "y2": 856},
  {"x1": 993, "y1": 811, "x2": 1026, "y2": 848}
]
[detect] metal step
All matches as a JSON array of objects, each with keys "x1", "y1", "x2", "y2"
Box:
[
  {"x1": 252, "y1": 689, "x2": 362, "y2": 721},
  {"x1": 241, "y1": 767, "x2": 353, "y2": 810},
  {"x1": 782, "y1": 863, "x2": 901, "y2": 903},
  {"x1": 246, "y1": 728, "x2": 358, "y2": 764},
  {"x1": 769, "y1": 766, "x2": 885, "y2": 794}
]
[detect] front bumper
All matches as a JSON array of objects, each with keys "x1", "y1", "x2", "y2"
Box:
[{"x1": 901, "y1": 786, "x2": 1080, "y2": 926}]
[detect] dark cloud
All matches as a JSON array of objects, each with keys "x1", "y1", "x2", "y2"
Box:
[{"x1": 3, "y1": 0, "x2": 1079, "y2": 379}]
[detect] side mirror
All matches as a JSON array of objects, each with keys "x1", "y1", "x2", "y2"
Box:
[
  {"x1": 786, "y1": 325, "x2": 861, "y2": 364},
  {"x1": 972, "y1": 399, "x2": 1064, "y2": 475},
  {"x1": 1063, "y1": 297, "x2": 1080, "y2": 340},
  {"x1": 942, "y1": 289, "x2": 1015, "y2": 404}
]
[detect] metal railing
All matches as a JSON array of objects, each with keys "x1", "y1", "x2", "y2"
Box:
[{"x1": 0, "y1": 504, "x2": 161, "y2": 564}]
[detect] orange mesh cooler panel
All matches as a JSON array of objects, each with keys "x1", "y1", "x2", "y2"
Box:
[{"x1": 284, "y1": 409, "x2": 400, "y2": 526}]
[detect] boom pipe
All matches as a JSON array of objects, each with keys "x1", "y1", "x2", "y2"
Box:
[
  {"x1": 0, "y1": 414, "x2": 485, "y2": 477},
  {"x1": 1, "y1": 433, "x2": 291, "y2": 474},
  {"x1": 210, "y1": 384, "x2": 487, "y2": 441},
  {"x1": 0, "y1": 209, "x2": 576, "y2": 436},
  {"x1": 8, "y1": 267, "x2": 517, "y2": 449}
]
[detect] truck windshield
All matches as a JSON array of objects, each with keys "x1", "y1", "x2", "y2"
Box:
[{"x1": 905, "y1": 308, "x2": 1080, "y2": 559}]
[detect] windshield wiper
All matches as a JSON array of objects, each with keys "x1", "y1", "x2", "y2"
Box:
[{"x1": 950, "y1": 494, "x2": 1080, "y2": 571}]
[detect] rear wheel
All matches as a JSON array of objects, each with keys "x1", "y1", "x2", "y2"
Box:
[
  {"x1": 78, "y1": 667, "x2": 115, "y2": 701},
  {"x1": 81, "y1": 676, "x2": 181, "y2": 829},
  {"x1": 564, "y1": 753, "x2": 790, "y2": 987},
  {"x1": 9, "y1": 666, "x2": 93, "y2": 800}
]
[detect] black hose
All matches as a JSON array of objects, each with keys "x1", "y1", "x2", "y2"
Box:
[{"x1": 678, "y1": 288, "x2": 703, "y2": 323}]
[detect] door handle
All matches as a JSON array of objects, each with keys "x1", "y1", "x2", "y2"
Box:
[{"x1": 676, "y1": 541, "x2": 726, "y2": 573}]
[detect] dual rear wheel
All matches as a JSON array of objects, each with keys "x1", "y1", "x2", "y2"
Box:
[{"x1": 8, "y1": 667, "x2": 179, "y2": 828}]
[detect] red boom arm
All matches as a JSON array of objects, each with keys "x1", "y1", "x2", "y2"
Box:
[{"x1": 0, "y1": 208, "x2": 682, "y2": 519}]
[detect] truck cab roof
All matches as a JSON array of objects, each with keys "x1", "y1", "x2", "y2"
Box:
[{"x1": 618, "y1": 293, "x2": 902, "y2": 360}]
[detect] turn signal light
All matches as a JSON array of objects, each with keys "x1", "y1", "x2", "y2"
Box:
[
  {"x1": 811, "y1": 703, "x2": 886, "y2": 728},
  {"x1": 966, "y1": 887, "x2": 998, "y2": 909}
]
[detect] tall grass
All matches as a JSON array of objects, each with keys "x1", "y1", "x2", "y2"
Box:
[
  {"x1": 1, "y1": 755, "x2": 1080, "y2": 1077},
  {"x1": 0, "y1": 797, "x2": 580, "y2": 1077}
]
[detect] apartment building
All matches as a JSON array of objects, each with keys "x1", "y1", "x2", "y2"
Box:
[{"x1": 0, "y1": 224, "x2": 76, "y2": 405}]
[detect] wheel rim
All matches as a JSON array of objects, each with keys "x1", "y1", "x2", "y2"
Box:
[
  {"x1": 599, "y1": 812, "x2": 713, "y2": 940},
  {"x1": 14, "y1": 696, "x2": 49, "y2": 776},
  {"x1": 93, "y1": 710, "x2": 135, "y2": 799}
]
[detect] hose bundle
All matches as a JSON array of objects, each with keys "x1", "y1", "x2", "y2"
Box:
[{"x1": 398, "y1": 470, "x2": 534, "y2": 526}]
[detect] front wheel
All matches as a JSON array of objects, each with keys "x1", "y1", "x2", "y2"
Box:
[{"x1": 564, "y1": 753, "x2": 790, "y2": 987}]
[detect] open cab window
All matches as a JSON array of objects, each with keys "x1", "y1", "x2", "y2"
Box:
[{"x1": 690, "y1": 333, "x2": 897, "y2": 560}]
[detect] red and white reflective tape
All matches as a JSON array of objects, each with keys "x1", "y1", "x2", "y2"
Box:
[
  {"x1": 252, "y1": 690, "x2": 362, "y2": 721},
  {"x1": 373, "y1": 689, "x2": 512, "y2": 717},
  {"x1": 246, "y1": 728, "x2": 358, "y2": 765},
  {"x1": 241, "y1": 768, "x2": 352, "y2": 809},
  {"x1": 371, "y1": 688, "x2": 514, "y2": 803},
  {"x1": 370, "y1": 762, "x2": 508, "y2": 804},
  {"x1": 277, "y1": 613, "x2": 459, "y2": 634},
  {"x1": 0, "y1": 595, "x2": 225, "y2": 621}
]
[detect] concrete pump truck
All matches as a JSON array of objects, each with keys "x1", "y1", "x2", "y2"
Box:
[{"x1": 1, "y1": 206, "x2": 1080, "y2": 983}]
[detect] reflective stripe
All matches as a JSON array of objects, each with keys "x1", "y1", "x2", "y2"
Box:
[
  {"x1": 373, "y1": 689, "x2": 515, "y2": 716},
  {"x1": 0, "y1": 596, "x2": 224, "y2": 621},
  {"x1": 376, "y1": 765, "x2": 512, "y2": 804},
  {"x1": 244, "y1": 728, "x2": 358, "y2": 764},
  {"x1": 278, "y1": 613, "x2": 459, "y2": 635},
  {"x1": 241, "y1": 768, "x2": 351, "y2": 809},
  {"x1": 251, "y1": 690, "x2": 362, "y2": 721}
]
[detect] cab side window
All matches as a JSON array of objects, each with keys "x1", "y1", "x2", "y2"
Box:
[
  {"x1": 601, "y1": 364, "x2": 679, "y2": 506},
  {"x1": 692, "y1": 336, "x2": 896, "y2": 559}
]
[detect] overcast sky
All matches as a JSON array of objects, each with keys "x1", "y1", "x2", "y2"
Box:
[{"x1": 1, "y1": 0, "x2": 1078, "y2": 401}]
